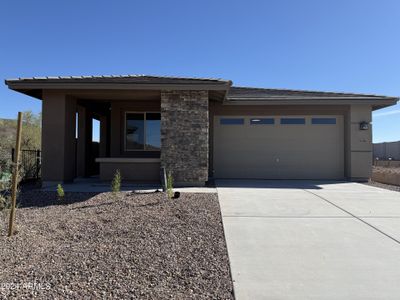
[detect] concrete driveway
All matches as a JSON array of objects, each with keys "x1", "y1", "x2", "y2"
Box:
[{"x1": 216, "y1": 180, "x2": 400, "y2": 300}]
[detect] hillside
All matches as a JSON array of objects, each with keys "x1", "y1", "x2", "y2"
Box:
[
  {"x1": 0, "y1": 118, "x2": 17, "y2": 150},
  {"x1": 0, "y1": 112, "x2": 42, "y2": 151}
]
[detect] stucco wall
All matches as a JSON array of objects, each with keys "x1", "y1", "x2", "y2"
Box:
[
  {"x1": 160, "y1": 90, "x2": 209, "y2": 185},
  {"x1": 42, "y1": 90, "x2": 77, "y2": 183},
  {"x1": 347, "y1": 104, "x2": 373, "y2": 180},
  {"x1": 39, "y1": 88, "x2": 375, "y2": 184},
  {"x1": 99, "y1": 162, "x2": 160, "y2": 181}
]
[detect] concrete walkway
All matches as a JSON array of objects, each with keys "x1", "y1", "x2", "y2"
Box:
[
  {"x1": 216, "y1": 180, "x2": 400, "y2": 300},
  {"x1": 41, "y1": 178, "x2": 216, "y2": 193}
]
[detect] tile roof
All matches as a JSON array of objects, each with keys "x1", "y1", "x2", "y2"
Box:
[
  {"x1": 5, "y1": 74, "x2": 231, "y2": 85},
  {"x1": 4, "y1": 75, "x2": 398, "y2": 101},
  {"x1": 228, "y1": 86, "x2": 396, "y2": 100}
]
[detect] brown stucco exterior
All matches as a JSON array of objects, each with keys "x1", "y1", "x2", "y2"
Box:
[
  {"x1": 41, "y1": 90, "x2": 77, "y2": 182},
  {"x1": 96, "y1": 158, "x2": 160, "y2": 181},
  {"x1": 5, "y1": 75, "x2": 398, "y2": 186}
]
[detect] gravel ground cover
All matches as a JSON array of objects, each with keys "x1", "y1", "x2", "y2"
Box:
[
  {"x1": 364, "y1": 180, "x2": 400, "y2": 192},
  {"x1": 373, "y1": 166, "x2": 400, "y2": 174},
  {"x1": 369, "y1": 166, "x2": 400, "y2": 190},
  {"x1": 0, "y1": 191, "x2": 234, "y2": 299}
]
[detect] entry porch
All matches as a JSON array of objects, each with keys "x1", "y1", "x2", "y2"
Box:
[
  {"x1": 41, "y1": 89, "x2": 162, "y2": 185},
  {"x1": 40, "y1": 88, "x2": 210, "y2": 187}
]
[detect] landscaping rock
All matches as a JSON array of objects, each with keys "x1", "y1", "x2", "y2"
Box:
[{"x1": 0, "y1": 191, "x2": 233, "y2": 299}]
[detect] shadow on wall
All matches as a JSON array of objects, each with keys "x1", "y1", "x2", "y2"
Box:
[{"x1": 214, "y1": 179, "x2": 350, "y2": 190}]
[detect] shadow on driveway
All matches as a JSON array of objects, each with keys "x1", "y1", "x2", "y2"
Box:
[{"x1": 215, "y1": 179, "x2": 349, "y2": 190}]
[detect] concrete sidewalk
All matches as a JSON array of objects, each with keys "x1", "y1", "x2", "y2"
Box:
[
  {"x1": 41, "y1": 178, "x2": 216, "y2": 193},
  {"x1": 216, "y1": 180, "x2": 400, "y2": 300}
]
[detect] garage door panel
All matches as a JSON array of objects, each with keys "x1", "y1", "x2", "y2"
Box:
[{"x1": 213, "y1": 115, "x2": 344, "y2": 179}]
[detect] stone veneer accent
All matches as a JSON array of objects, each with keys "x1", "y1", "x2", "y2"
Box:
[{"x1": 160, "y1": 90, "x2": 209, "y2": 185}]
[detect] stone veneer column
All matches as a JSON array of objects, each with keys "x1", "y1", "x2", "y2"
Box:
[{"x1": 160, "y1": 90, "x2": 209, "y2": 185}]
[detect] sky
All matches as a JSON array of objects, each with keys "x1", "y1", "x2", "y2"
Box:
[{"x1": 0, "y1": 0, "x2": 399, "y2": 143}]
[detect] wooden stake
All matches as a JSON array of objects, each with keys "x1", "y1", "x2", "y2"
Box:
[{"x1": 8, "y1": 112, "x2": 23, "y2": 237}]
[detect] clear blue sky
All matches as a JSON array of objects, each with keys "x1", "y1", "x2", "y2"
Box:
[{"x1": 1, "y1": 0, "x2": 399, "y2": 142}]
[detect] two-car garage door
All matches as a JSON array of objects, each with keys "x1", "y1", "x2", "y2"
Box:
[{"x1": 213, "y1": 115, "x2": 344, "y2": 179}]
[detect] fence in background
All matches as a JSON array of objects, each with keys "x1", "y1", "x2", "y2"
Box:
[
  {"x1": 373, "y1": 141, "x2": 400, "y2": 160},
  {"x1": 374, "y1": 160, "x2": 400, "y2": 167},
  {"x1": 12, "y1": 149, "x2": 41, "y2": 180}
]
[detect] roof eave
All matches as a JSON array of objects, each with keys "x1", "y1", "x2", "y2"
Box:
[
  {"x1": 6, "y1": 81, "x2": 231, "y2": 91},
  {"x1": 224, "y1": 97, "x2": 398, "y2": 109},
  {"x1": 5, "y1": 80, "x2": 232, "y2": 100}
]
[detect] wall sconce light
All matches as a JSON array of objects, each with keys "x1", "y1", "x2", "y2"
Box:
[{"x1": 359, "y1": 121, "x2": 369, "y2": 130}]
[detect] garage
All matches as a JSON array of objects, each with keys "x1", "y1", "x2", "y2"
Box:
[{"x1": 213, "y1": 115, "x2": 344, "y2": 179}]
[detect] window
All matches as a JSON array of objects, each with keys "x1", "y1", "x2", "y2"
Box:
[
  {"x1": 280, "y1": 118, "x2": 306, "y2": 125},
  {"x1": 220, "y1": 118, "x2": 244, "y2": 125},
  {"x1": 125, "y1": 112, "x2": 160, "y2": 151},
  {"x1": 92, "y1": 119, "x2": 100, "y2": 142},
  {"x1": 145, "y1": 113, "x2": 161, "y2": 150},
  {"x1": 250, "y1": 118, "x2": 274, "y2": 125},
  {"x1": 312, "y1": 118, "x2": 336, "y2": 125}
]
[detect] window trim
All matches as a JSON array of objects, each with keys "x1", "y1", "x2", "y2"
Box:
[
  {"x1": 124, "y1": 111, "x2": 161, "y2": 152},
  {"x1": 250, "y1": 117, "x2": 275, "y2": 125},
  {"x1": 311, "y1": 117, "x2": 337, "y2": 125},
  {"x1": 220, "y1": 118, "x2": 245, "y2": 125},
  {"x1": 280, "y1": 117, "x2": 306, "y2": 125}
]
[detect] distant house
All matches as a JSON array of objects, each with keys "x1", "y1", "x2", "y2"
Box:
[{"x1": 5, "y1": 75, "x2": 398, "y2": 186}]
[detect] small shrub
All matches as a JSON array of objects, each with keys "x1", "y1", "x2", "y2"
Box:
[
  {"x1": 167, "y1": 171, "x2": 174, "y2": 199},
  {"x1": 0, "y1": 165, "x2": 22, "y2": 211},
  {"x1": 0, "y1": 194, "x2": 11, "y2": 211},
  {"x1": 57, "y1": 183, "x2": 65, "y2": 201},
  {"x1": 111, "y1": 169, "x2": 122, "y2": 195}
]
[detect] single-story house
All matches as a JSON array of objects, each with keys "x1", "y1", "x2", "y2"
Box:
[{"x1": 5, "y1": 75, "x2": 398, "y2": 186}]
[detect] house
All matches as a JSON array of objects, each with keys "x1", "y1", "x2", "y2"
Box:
[{"x1": 5, "y1": 75, "x2": 398, "y2": 186}]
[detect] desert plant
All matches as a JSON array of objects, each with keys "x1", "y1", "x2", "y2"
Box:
[
  {"x1": 111, "y1": 169, "x2": 122, "y2": 195},
  {"x1": 166, "y1": 171, "x2": 174, "y2": 199},
  {"x1": 0, "y1": 172, "x2": 12, "y2": 192},
  {"x1": 57, "y1": 184, "x2": 65, "y2": 201},
  {"x1": 0, "y1": 147, "x2": 12, "y2": 179},
  {"x1": 0, "y1": 163, "x2": 23, "y2": 212},
  {"x1": 0, "y1": 194, "x2": 12, "y2": 233},
  {"x1": 0, "y1": 194, "x2": 11, "y2": 211},
  {"x1": 0, "y1": 111, "x2": 41, "y2": 153}
]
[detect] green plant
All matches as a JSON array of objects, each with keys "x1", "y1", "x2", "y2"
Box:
[
  {"x1": 0, "y1": 194, "x2": 11, "y2": 211},
  {"x1": 0, "y1": 165, "x2": 23, "y2": 211},
  {"x1": 167, "y1": 171, "x2": 174, "y2": 199},
  {"x1": 57, "y1": 183, "x2": 65, "y2": 201},
  {"x1": 0, "y1": 111, "x2": 41, "y2": 153},
  {"x1": 111, "y1": 169, "x2": 122, "y2": 195}
]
